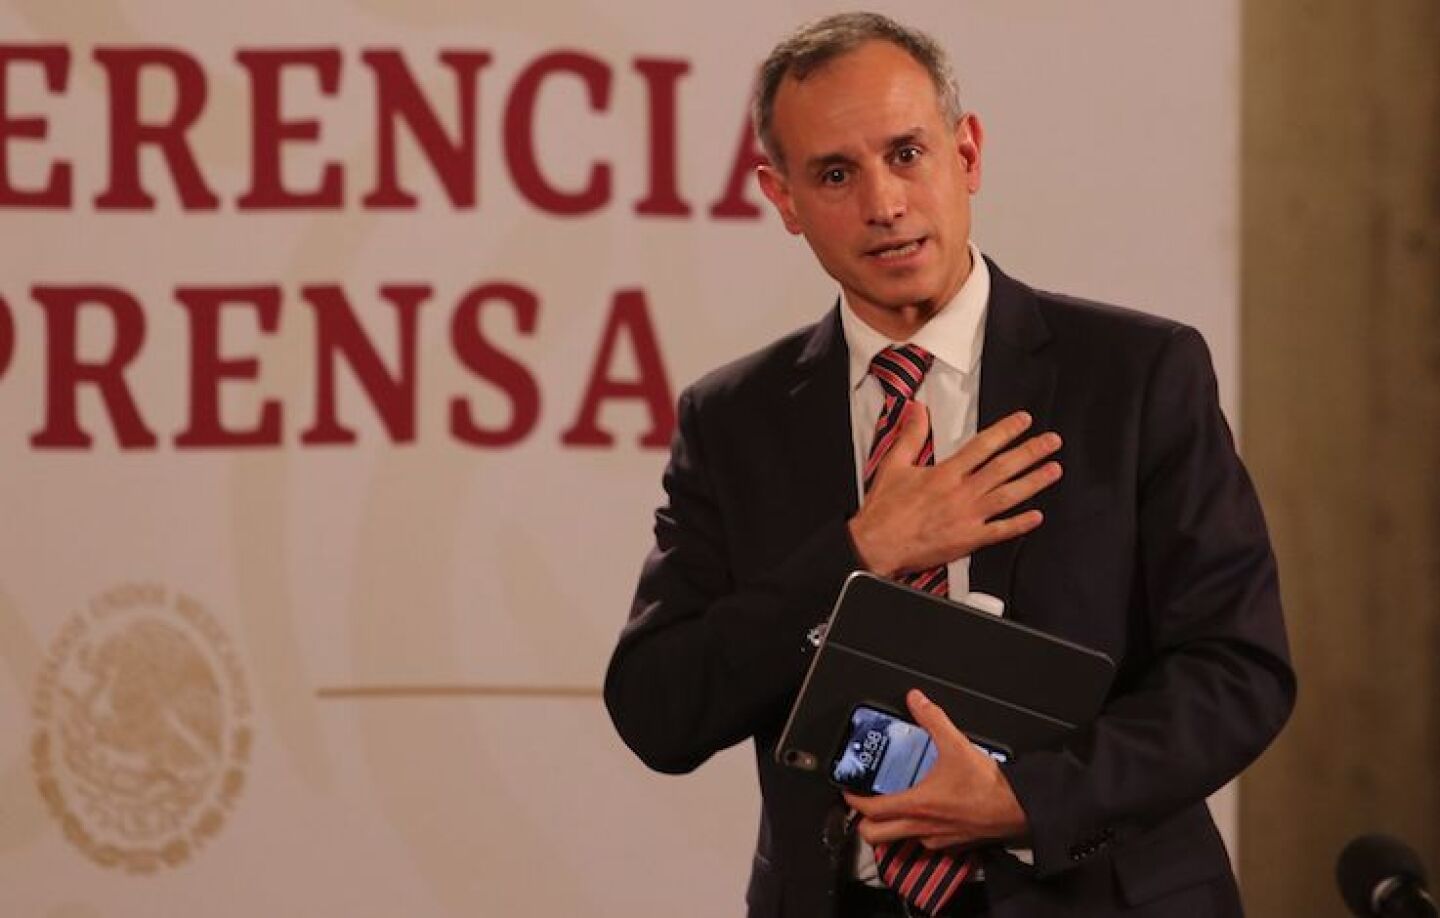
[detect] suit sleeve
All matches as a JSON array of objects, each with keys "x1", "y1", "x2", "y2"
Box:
[
  {"x1": 604, "y1": 385, "x2": 861, "y2": 774},
  {"x1": 1001, "y1": 325, "x2": 1296, "y2": 876}
]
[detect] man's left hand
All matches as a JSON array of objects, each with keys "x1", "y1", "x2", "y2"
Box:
[{"x1": 844, "y1": 689, "x2": 1030, "y2": 850}]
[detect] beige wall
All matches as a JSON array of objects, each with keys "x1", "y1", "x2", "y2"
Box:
[{"x1": 1240, "y1": 1, "x2": 1440, "y2": 914}]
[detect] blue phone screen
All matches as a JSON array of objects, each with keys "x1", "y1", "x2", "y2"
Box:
[{"x1": 831, "y1": 705, "x2": 1008, "y2": 794}]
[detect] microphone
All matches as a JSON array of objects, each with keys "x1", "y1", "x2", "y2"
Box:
[{"x1": 1337, "y1": 834, "x2": 1437, "y2": 917}]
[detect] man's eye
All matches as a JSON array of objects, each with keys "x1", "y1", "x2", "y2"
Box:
[
  {"x1": 896, "y1": 146, "x2": 922, "y2": 164},
  {"x1": 821, "y1": 168, "x2": 848, "y2": 186}
]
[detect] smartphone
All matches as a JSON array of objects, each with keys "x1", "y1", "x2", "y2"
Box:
[{"x1": 829, "y1": 704, "x2": 1011, "y2": 795}]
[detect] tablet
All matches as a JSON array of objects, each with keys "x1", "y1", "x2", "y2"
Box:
[{"x1": 775, "y1": 571, "x2": 1115, "y2": 779}]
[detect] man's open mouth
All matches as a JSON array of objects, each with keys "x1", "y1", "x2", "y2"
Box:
[{"x1": 867, "y1": 237, "x2": 926, "y2": 260}]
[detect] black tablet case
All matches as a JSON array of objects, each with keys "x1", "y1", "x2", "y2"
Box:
[{"x1": 775, "y1": 571, "x2": 1115, "y2": 777}]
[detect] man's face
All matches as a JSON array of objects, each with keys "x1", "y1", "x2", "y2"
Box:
[{"x1": 758, "y1": 40, "x2": 983, "y2": 339}]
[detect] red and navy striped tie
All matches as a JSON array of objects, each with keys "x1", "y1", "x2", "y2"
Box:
[{"x1": 865, "y1": 344, "x2": 976, "y2": 915}]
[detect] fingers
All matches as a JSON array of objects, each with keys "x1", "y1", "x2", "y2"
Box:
[
  {"x1": 853, "y1": 815, "x2": 970, "y2": 850},
  {"x1": 855, "y1": 816, "x2": 957, "y2": 846},
  {"x1": 906, "y1": 690, "x2": 964, "y2": 748},
  {"x1": 859, "y1": 406, "x2": 1060, "y2": 573},
  {"x1": 971, "y1": 509, "x2": 1045, "y2": 551},
  {"x1": 945, "y1": 410, "x2": 1033, "y2": 476},
  {"x1": 976, "y1": 461, "x2": 1062, "y2": 521},
  {"x1": 844, "y1": 786, "x2": 918, "y2": 821},
  {"x1": 877, "y1": 400, "x2": 930, "y2": 474},
  {"x1": 844, "y1": 693, "x2": 1022, "y2": 851},
  {"x1": 938, "y1": 413, "x2": 1063, "y2": 535},
  {"x1": 907, "y1": 690, "x2": 994, "y2": 774},
  {"x1": 968, "y1": 431, "x2": 1063, "y2": 495}
]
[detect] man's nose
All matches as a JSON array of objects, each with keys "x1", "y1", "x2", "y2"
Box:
[{"x1": 860, "y1": 169, "x2": 906, "y2": 226}]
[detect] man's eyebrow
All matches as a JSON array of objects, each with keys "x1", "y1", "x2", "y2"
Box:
[
  {"x1": 804, "y1": 151, "x2": 856, "y2": 174},
  {"x1": 888, "y1": 128, "x2": 928, "y2": 148}
]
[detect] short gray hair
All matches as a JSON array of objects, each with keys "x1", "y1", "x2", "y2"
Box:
[{"x1": 751, "y1": 12, "x2": 964, "y2": 171}]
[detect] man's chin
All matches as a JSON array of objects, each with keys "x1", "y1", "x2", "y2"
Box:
[
  {"x1": 858, "y1": 285, "x2": 942, "y2": 313},
  {"x1": 844, "y1": 290, "x2": 945, "y2": 332}
]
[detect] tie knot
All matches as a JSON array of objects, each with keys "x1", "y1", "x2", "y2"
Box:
[{"x1": 870, "y1": 344, "x2": 935, "y2": 400}]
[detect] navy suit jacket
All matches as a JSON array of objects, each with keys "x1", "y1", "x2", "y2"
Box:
[{"x1": 605, "y1": 260, "x2": 1295, "y2": 916}]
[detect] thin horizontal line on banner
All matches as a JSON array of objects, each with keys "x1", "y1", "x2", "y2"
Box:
[{"x1": 315, "y1": 683, "x2": 601, "y2": 700}]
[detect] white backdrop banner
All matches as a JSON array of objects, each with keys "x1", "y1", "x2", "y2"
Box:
[{"x1": 0, "y1": 1, "x2": 1238, "y2": 915}]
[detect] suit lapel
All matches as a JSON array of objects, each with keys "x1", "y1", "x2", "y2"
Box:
[
  {"x1": 970, "y1": 261, "x2": 1056, "y2": 608},
  {"x1": 783, "y1": 306, "x2": 859, "y2": 524}
]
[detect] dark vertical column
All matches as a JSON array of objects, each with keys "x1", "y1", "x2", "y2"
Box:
[{"x1": 1241, "y1": 2, "x2": 1440, "y2": 914}]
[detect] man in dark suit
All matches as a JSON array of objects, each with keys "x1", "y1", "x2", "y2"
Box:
[{"x1": 605, "y1": 12, "x2": 1294, "y2": 917}]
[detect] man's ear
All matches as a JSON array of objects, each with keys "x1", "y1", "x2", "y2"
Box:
[
  {"x1": 955, "y1": 111, "x2": 984, "y2": 194},
  {"x1": 757, "y1": 163, "x2": 803, "y2": 235}
]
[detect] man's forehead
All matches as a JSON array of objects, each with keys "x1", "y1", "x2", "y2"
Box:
[{"x1": 772, "y1": 43, "x2": 945, "y2": 157}]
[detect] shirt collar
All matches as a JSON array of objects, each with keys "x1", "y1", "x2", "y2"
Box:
[{"x1": 840, "y1": 242, "x2": 991, "y2": 391}]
